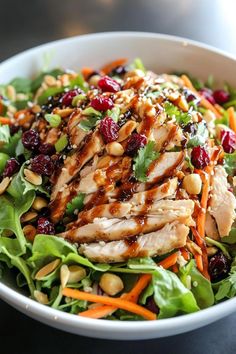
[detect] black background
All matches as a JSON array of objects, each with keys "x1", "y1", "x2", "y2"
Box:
[{"x1": 0, "y1": 0, "x2": 236, "y2": 353}]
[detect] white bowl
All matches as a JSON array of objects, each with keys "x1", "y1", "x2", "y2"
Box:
[{"x1": 0, "y1": 32, "x2": 236, "y2": 340}]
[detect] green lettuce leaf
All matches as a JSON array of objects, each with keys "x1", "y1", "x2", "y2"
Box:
[
  {"x1": 0, "y1": 193, "x2": 34, "y2": 253},
  {"x1": 0, "y1": 130, "x2": 22, "y2": 157},
  {"x1": 214, "y1": 257, "x2": 236, "y2": 301},
  {"x1": 10, "y1": 77, "x2": 32, "y2": 94},
  {"x1": 152, "y1": 267, "x2": 199, "y2": 318},
  {"x1": 223, "y1": 152, "x2": 236, "y2": 176},
  {"x1": 179, "y1": 260, "x2": 214, "y2": 309}
]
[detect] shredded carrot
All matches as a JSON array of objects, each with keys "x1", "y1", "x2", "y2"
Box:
[
  {"x1": 158, "y1": 252, "x2": 178, "y2": 269},
  {"x1": 194, "y1": 254, "x2": 203, "y2": 272},
  {"x1": 191, "y1": 227, "x2": 210, "y2": 279},
  {"x1": 228, "y1": 107, "x2": 236, "y2": 133},
  {"x1": 81, "y1": 67, "x2": 95, "y2": 80},
  {"x1": 0, "y1": 117, "x2": 11, "y2": 125},
  {"x1": 100, "y1": 58, "x2": 127, "y2": 75},
  {"x1": 62, "y1": 288, "x2": 156, "y2": 320},
  {"x1": 76, "y1": 254, "x2": 178, "y2": 320},
  {"x1": 180, "y1": 247, "x2": 190, "y2": 261},
  {"x1": 79, "y1": 274, "x2": 152, "y2": 319},
  {"x1": 214, "y1": 103, "x2": 224, "y2": 115},
  {"x1": 181, "y1": 74, "x2": 221, "y2": 118}
]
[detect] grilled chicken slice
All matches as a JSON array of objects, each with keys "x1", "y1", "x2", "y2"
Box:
[
  {"x1": 60, "y1": 199, "x2": 194, "y2": 243},
  {"x1": 79, "y1": 222, "x2": 189, "y2": 263},
  {"x1": 67, "y1": 110, "x2": 87, "y2": 147},
  {"x1": 51, "y1": 130, "x2": 104, "y2": 200},
  {"x1": 77, "y1": 199, "x2": 194, "y2": 224},
  {"x1": 209, "y1": 165, "x2": 236, "y2": 237},
  {"x1": 205, "y1": 212, "x2": 220, "y2": 241},
  {"x1": 153, "y1": 124, "x2": 183, "y2": 151},
  {"x1": 129, "y1": 178, "x2": 178, "y2": 204},
  {"x1": 147, "y1": 151, "x2": 184, "y2": 183}
]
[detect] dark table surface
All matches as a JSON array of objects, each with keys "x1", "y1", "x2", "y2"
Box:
[{"x1": 0, "y1": 0, "x2": 236, "y2": 353}]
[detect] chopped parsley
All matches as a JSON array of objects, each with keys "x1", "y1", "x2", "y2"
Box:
[
  {"x1": 133, "y1": 141, "x2": 159, "y2": 182},
  {"x1": 66, "y1": 193, "x2": 85, "y2": 215}
]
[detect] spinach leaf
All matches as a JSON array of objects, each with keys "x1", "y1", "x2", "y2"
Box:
[
  {"x1": 0, "y1": 130, "x2": 22, "y2": 157},
  {"x1": 222, "y1": 228, "x2": 236, "y2": 245},
  {"x1": 0, "y1": 193, "x2": 34, "y2": 253},
  {"x1": 28, "y1": 234, "x2": 110, "y2": 272},
  {"x1": 10, "y1": 78, "x2": 32, "y2": 94},
  {"x1": 0, "y1": 243, "x2": 35, "y2": 296},
  {"x1": 7, "y1": 163, "x2": 48, "y2": 199},
  {"x1": 187, "y1": 121, "x2": 209, "y2": 147},
  {"x1": 179, "y1": 260, "x2": 214, "y2": 309},
  {"x1": 133, "y1": 141, "x2": 159, "y2": 182},
  {"x1": 223, "y1": 152, "x2": 236, "y2": 176},
  {"x1": 152, "y1": 267, "x2": 199, "y2": 318}
]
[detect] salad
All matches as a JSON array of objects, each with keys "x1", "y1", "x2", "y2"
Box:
[{"x1": 0, "y1": 57, "x2": 236, "y2": 321}]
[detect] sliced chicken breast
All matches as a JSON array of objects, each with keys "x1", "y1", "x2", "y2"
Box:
[
  {"x1": 205, "y1": 212, "x2": 220, "y2": 241},
  {"x1": 51, "y1": 130, "x2": 104, "y2": 199},
  {"x1": 209, "y1": 165, "x2": 236, "y2": 237},
  {"x1": 79, "y1": 222, "x2": 189, "y2": 263},
  {"x1": 147, "y1": 151, "x2": 184, "y2": 183},
  {"x1": 60, "y1": 199, "x2": 194, "y2": 243},
  {"x1": 129, "y1": 178, "x2": 178, "y2": 204}
]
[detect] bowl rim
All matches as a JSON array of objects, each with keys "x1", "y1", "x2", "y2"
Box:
[{"x1": 0, "y1": 31, "x2": 236, "y2": 334}]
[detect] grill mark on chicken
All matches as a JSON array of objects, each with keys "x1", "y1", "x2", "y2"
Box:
[
  {"x1": 60, "y1": 199, "x2": 194, "y2": 243},
  {"x1": 147, "y1": 151, "x2": 184, "y2": 184},
  {"x1": 51, "y1": 129, "x2": 104, "y2": 200}
]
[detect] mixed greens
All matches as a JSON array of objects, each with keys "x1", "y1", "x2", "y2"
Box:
[{"x1": 0, "y1": 58, "x2": 235, "y2": 321}]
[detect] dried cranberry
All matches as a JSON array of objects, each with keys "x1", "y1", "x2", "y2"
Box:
[
  {"x1": 213, "y1": 89, "x2": 230, "y2": 105},
  {"x1": 38, "y1": 143, "x2": 56, "y2": 155},
  {"x1": 3, "y1": 158, "x2": 20, "y2": 177},
  {"x1": 31, "y1": 154, "x2": 54, "y2": 176},
  {"x1": 61, "y1": 89, "x2": 82, "y2": 106},
  {"x1": 208, "y1": 252, "x2": 231, "y2": 282},
  {"x1": 145, "y1": 296, "x2": 159, "y2": 314},
  {"x1": 37, "y1": 217, "x2": 55, "y2": 235},
  {"x1": 199, "y1": 88, "x2": 216, "y2": 105},
  {"x1": 183, "y1": 89, "x2": 200, "y2": 105},
  {"x1": 99, "y1": 116, "x2": 119, "y2": 143},
  {"x1": 90, "y1": 96, "x2": 114, "y2": 111},
  {"x1": 221, "y1": 130, "x2": 236, "y2": 153},
  {"x1": 22, "y1": 129, "x2": 40, "y2": 151},
  {"x1": 110, "y1": 65, "x2": 127, "y2": 76},
  {"x1": 98, "y1": 76, "x2": 120, "y2": 93},
  {"x1": 191, "y1": 146, "x2": 210, "y2": 169},
  {"x1": 126, "y1": 133, "x2": 147, "y2": 156}
]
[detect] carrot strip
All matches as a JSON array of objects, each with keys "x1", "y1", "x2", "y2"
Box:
[
  {"x1": 0, "y1": 117, "x2": 11, "y2": 125},
  {"x1": 100, "y1": 58, "x2": 127, "y2": 75},
  {"x1": 181, "y1": 75, "x2": 221, "y2": 118},
  {"x1": 76, "y1": 254, "x2": 179, "y2": 320},
  {"x1": 191, "y1": 227, "x2": 210, "y2": 279},
  {"x1": 194, "y1": 254, "x2": 203, "y2": 273},
  {"x1": 158, "y1": 252, "x2": 178, "y2": 269},
  {"x1": 81, "y1": 67, "x2": 95, "y2": 80},
  {"x1": 62, "y1": 288, "x2": 156, "y2": 320},
  {"x1": 228, "y1": 107, "x2": 236, "y2": 133},
  {"x1": 180, "y1": 247, "x2": 190, "y2": 261},
  {"x1": 79, "y1": 274, "x2": 152, "y2": 319}
]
